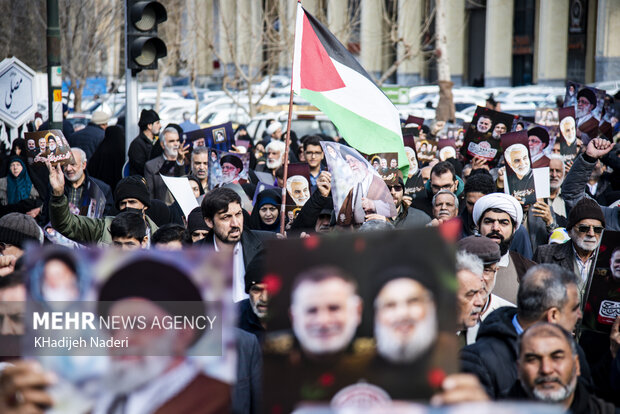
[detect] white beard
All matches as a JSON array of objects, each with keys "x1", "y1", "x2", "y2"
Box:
[
  {"x1": 374, "y1": 305, "x2": 437, "y2": 363},
  {"x1": 571, "y1": 232, "x2": 601, "y2": 252},
  {"x1": 266, "y1": 157, "x2": 282, "y2": 170}
]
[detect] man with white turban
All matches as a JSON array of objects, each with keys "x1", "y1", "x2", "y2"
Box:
[
  {"x1": 472, "y1": 193, "x2": 536, "y2": 303},
  {"x1": 265, "y1": 121, "x2": 283, "y2": 141}
]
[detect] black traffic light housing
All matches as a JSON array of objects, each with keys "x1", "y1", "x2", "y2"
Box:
[{"x1": 126, "y1": 1, "x2": 168, "y2": 72}]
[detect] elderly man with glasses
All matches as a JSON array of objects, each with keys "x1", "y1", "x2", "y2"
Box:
[{"x1": 534, "y1": 197, "x2": 605, "y2": 295}]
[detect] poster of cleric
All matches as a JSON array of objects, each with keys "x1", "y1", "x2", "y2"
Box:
[
  {"x1": 207, "y1": 149, "x2": 250, "y2": 190},
  {"x1": 18, "y1": 247, "x2": 236, "y2": 412},
  {"x1": 262, "y1": 228, "x2": 458, "y2": 411},
  {"x1": 563, "y1": 81, "x2": 606, "y2": 139},
  {"x1": 582, "y1": 231, "x2": 620, "y2": 335},
  {"x1": 320, "y1": 141, "x2": 396, "y2": 226},
  {"x1": 24, "y1": 130, "x2": 75, "y2": 166}
]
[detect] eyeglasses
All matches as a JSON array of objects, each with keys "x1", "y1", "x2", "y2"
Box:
[
  {"x1": 387, "y1": 185, "x2": 403, "y2": 192},
  {"x1": 576, "y1": 225, "x2": 604, "y2": 234}
]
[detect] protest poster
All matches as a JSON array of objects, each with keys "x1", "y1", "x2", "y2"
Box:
[
  {"x1": 183, "y1": 122, "x2": 235, "y2": 151},
  {"x1": 25, "y1": 130, "x2": 75, "y2": 167},
  {"x1": 564, "y1": 81, "x2": 606, "y2": 138},
  {"x1": 321, "y1": 142, "x2": 396, "y2": 226},
  {"x1": 19, "y1": 247, "x2": 235, "y2": 412},
  {"x1": 534, "y1": 108, "x2": 559, "y2": 127},
  {"x1": 368, "y1": 152, "x2": 400, "y2": 182},
  {"x1": 66, "y1": 179, "x2": 107, "y2": 219},
  {"x1": 461, "y1": 106, "x2": 516, "y2": 167},
  {"x1": 415, "y1": 138, "x2": 437, "y2": 164},
  {"x1": 582, "y1": 231, "x2": 620, "y2": 335},
  {"x1": 262, "y1": 228, "x2": 458, "y2": 411},
  {"x1": 558, "y1": 107, "x2": 579, "y2": 164},
  {"x1": 501, "y1": 131, "x2": 537, "y2": 205},
  {"x1": 437, "y1": 139, "x2": 457, "y2": 162},
  {"x1": 402, "y1": 136, "x2": 424, "y2": 199},
  {"x1": 405, "y1": 115, "x2": 424, "y2": 128},
  {"x1": 207, "y1": 149, "x2": 250, "y2": 190},
  {"x1": 285, "y1": 163, "x2": 311, "y2": 207}
]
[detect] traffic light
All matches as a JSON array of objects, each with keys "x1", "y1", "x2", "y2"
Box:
[{"x1": 126, "y1": 1, "x2": 167, "y2": 71}]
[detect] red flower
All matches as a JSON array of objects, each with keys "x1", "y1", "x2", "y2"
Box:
[
  {"x1": 263, "y1": 274, "x2": 282, "y2": 296},
  {"x1": 304, "y1": 235, "x2": 320, "y2": 250},
  {"x1": 438, "y1": 218, "x2": 462, "y2": 243},
  {"x1": 427, "y1": 368, "x2": 446, "y2": 388},
  {"x1": 318, "y1": 373, "x2": 335, "y2": 388}
]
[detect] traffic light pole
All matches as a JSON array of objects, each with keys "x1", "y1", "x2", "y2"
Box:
[
  {"x1": 124, "y1": 0, "x2": 138, "y2": 158},
  {"x1": 125, "y1": 68, "x2": 139, "y2": 157},
  {"x1": 46, "y1": 0, "x2": 62, "y2": 130}
]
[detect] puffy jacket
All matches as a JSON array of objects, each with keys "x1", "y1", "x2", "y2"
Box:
[{"x1": 49, "y1": 194, "x2": 158, "y2": 245}]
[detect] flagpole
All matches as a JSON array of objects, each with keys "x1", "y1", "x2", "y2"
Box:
[{"x1": 280, "y1": 0, "x2": 301, "y2": 235}]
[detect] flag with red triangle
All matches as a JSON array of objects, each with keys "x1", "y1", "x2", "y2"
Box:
[{"x1": 292, "y1": 3, "x2": 408, "y2": 176}]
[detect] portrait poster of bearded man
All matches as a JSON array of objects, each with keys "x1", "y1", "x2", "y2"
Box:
[
  {"x1": 262, "y1": 228, "x2": 458, "y2": 411},
  {"x1": 582, "y1": 230, "x2": 620, "y2": 335},
  {"x1": 207, "y1": 149, "x2": 250, "y2": 190},
  {"x1": 285, "y1": 163, "x2": 311, "y2": 207},
  {"x1": 558, "y1": 106, "x2": 578, "y2": 164},
  {"x1": 501, "y1": 131, "x2": 537, "y2": 206},
  {"x1": 461, "y1": 106, "x2": 516, "y2": 167}
]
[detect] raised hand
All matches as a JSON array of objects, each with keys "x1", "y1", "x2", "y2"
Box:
[
  {"x1": 46, "y1": 161, "x2": 65, "y2": 197},
  {"x1": 585, "y1": 138, "x2": 613, "y2": 159}
]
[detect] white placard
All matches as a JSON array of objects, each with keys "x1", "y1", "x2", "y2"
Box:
[
  {"x1": 533, "y1": 167, "x2": 550, "y2": 199},
  {"x1": 160, "y1": 175, "x2": 199, "y2": 218}
]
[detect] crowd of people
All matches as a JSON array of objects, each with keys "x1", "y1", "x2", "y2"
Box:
[{"x1": 0, "y1": 98, "x2": 618, "y2": 413}]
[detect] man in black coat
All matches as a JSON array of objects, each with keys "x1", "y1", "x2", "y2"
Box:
[
  {"x1": 67, "y1": 110, "x2": 108, "y2": 159},
  {"x1": 198, "y1": 187, "x2": 276, "y2": 302},
  {"x1": 128, "y1": 109, "x2": 161, "y2": 177},
  {"x1": 460, "y1": 263, "x2": 593, "y2": 399}
]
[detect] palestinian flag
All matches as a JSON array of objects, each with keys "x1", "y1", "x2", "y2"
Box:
[{"x1": 292, "y1": 3, "x2": 408, "y2": 176}]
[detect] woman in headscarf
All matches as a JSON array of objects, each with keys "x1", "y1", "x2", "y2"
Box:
[
  {"x1": 88, "y1": 125, "x2": 125, "y2": 191},
  {"x1": 249, "y1": 188, "x2": 281, "y2": 232},
  {"x1": 0, "y1": 156, "x2": 40, "y2": 206},
  {"x1": 1, "y1": 138, "x2": 28, "y2": 177}
]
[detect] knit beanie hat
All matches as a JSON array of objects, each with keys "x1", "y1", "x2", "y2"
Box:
[
  {"x1": 0, "y1": 213, "x2": 43, "y2": 247},
  {"x1": 114, "y1": 176, "x2": 151, "y2": 210},
  {"x1": 567, "y1": 198, "x2": 605, "y2": 230},
  {"x1": 187, "y1": 207, "x2": 209, "y2": 233}
]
